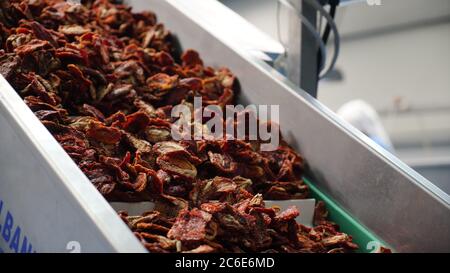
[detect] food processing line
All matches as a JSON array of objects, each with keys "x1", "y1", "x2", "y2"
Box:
[{"x1": 0, "y1": 0, "x2": 449, "y2": 253}]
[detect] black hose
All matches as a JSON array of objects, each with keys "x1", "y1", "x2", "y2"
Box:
[
  {"x1": 322, "y1": 3, "x2": 337, "y2": 45},
  {"x1": 316, "y1": 0, "x2": 339, "y2": 87}
]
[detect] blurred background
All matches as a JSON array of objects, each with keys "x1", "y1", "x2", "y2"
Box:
[{"x1": 219, "y1": 0, "x2": 450, "y2": 193}]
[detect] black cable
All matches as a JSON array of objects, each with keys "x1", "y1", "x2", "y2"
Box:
[
  {"x1": 316, "y1": 0, "x2": 339, "y2": 87},
  {"x1": 322, "y1": 2, "x2": 338, "y2": 45}
]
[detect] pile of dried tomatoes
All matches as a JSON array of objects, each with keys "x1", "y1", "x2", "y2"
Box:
[{"x1": 0, "y1": 0, "x2": 370, "y2": 253}]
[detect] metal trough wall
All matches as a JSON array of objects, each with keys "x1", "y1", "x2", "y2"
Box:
[{"x1": 0, "y1": 0, "x2": 448, "y2": 252}]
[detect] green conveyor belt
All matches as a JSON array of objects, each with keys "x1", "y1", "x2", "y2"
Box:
[{"x1": 303, "y1": 177, "x2": 393, "y2": 253}]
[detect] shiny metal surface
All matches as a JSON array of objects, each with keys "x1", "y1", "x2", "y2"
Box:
[
  {"x1": 135, "y1": 0, "x2": 450, "y2": 252},
  {"x1": 286, "y1": 0, "x2": 319, "y2": 96}
]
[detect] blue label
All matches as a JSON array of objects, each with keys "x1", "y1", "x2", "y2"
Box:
[
  {"x1": 0, "y1": 200, "x2": 3, "y2": 232},
  {"x1": 0, "y1": 198, "x2": 36, "y2": 253}
]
